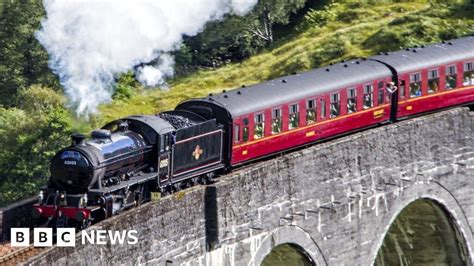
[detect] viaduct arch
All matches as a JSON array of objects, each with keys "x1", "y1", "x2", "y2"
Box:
[{"x1": 27, "y1": 108, "x2": 474, "y2": 265}]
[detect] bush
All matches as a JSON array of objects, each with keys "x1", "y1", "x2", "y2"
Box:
[
  {"x1": 298, "y1": 3, "x2": 341, "y2": 30},
  {"x1": 0, "y1": 86, "x2": 72, "y2": 206}
]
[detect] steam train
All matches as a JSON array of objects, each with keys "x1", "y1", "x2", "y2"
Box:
[{"x1": 33, "y1": 36, "x2": 474, "y2": 228}]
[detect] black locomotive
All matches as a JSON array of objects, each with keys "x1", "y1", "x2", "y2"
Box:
[{"x1": 35, "y1": 110, "x2": 225, "y2": 228}]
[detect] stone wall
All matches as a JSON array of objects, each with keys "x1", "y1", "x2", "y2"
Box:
[
  {"x1": 0, "y1": 197, "x2": 37, "y2": 242},
  {"x1": 25, "y1": 108, "x2": 474, "y2": 265}
]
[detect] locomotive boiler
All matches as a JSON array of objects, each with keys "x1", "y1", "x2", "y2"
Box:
[{"x1": 50, "y1": 127, "x2": 150, "y2": 194}]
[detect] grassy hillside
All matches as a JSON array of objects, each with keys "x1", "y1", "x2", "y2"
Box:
[{"x1": 92, "y1": 1, "x2": 473, "y2": 128}]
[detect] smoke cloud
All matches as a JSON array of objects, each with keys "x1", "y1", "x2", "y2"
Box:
[{"x1": 36, "y1": 0, "x2": 257, "y2": 116}]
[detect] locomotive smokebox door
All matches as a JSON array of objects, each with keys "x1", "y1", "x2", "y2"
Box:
[{"x1": 158, "y1": 133, "x2": 172, "y2": 182}]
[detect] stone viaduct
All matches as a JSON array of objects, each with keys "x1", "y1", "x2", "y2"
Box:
[{"x1": 26, "y1": 107, "x2": 474, "y2": 265}]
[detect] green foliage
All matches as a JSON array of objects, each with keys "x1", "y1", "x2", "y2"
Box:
[
  {"x1": 363, "y1": 2, "x2": 474, "y2": 52},
  {"x1": 113, "y1": 72, "x2": 138, "y2": 100},
  {"x1": 0, "y1": 0, "x2": 58, "y2": 108},
  {"x1": 0, "y1": 86, "x2": 72, "y2": 206},
  {"x1": 300, "y1": 3, "x2": 341, "y2": 28},
  {"x1": 175, "y1": 0, "x2": 307, "y2": 74}
]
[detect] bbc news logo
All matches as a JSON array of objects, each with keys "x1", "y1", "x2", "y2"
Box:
[{"x1": 11, "y1": 228, "x2": 138, "y2": 247}]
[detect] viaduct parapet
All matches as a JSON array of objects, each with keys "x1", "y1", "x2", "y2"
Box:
[{"x1": 26, "y1": 107, "x2": 474, "y2": 265}]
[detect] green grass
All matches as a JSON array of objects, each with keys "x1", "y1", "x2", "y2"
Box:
[{"x1": 90, "y1": 1, "x2": 474, "y2": 129}]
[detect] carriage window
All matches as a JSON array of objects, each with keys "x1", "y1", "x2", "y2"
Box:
[
  {"x1": 234, "y1": 124, "x2": 240, "y2": 143},
  {"x1": 445, "y1": 65, "x2": 457, "y2": 90},
  {"x1": 330, "y1": 93, "x2": 340, "y2": 118},
  {"x1": 410, "y1": 73, "x2": 422, "y2": 98},
  {"x1": 347, "y1": 88, "x2": 357, "y2": 113},
  {"x1": 363, "y1": 84, "x2": 373, "y2": 109},
  {"x1": 320, "y1": 99, "x2": 326, "y2": 118},
  {"x1": 254, "y1": 113, "x2": 264, "y2": 139},
  {"x1": 377, "y1": 81, "x2": 385, "y2": 105},
  {"x1": 306, "y1": 99, "x2": 316, "y2": 124},
  {"x1": 463, "y1": 62, "x2": 474, "y2": 86},
  {"x1": 427, "y1": 69, "x2": 439, "y2": 94},
  {"x1": 242, "y1": 118, "x2": 249, "y2": 142},
  {"x1": 289, "y1": 104, "x2": 299, "y2": 130},
  {"x1": 399, "y1": 80, "x2": 406, "y2": 97},
  {"x1": 271, "y1": 109, "x2": 282, "y2": 134}
]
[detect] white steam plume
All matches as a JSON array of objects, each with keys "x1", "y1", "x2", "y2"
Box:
[{"x1": 36, "y1": 0, "x2": 257, "y2": 116}]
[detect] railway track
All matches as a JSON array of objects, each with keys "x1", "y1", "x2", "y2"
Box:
[{"x1": 0, "y1": 245, "x2": 45, "y2": 265}]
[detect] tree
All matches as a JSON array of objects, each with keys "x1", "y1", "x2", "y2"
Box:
[
  {"x1": 244, "y1": 0, "x2": 307, "y2": 45},
  {"x1": 0, "y1": 86, "x2": 72, "y2": 206},
  {"x1": 175, "y1": 0, "x2": 308, "y2": 72},
  {"x1": 0, "y1": 0, "x2": 58, "y2": 107}
]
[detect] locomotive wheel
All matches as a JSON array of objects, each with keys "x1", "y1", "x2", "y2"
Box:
[
  {"x1": 206, "y1": 171, "x2": 216, "y2": 183},
  {"x1": 183, "y1": 180, "x2": 192, "y2": 189},
  {"x1": 190, "y1": 177, "x2": 199, "y2": 186},
  {"x1": 199, "y1": 175, "x2": 208, "y2": 185},
  {"x1": 161, "y1": 188, "x2": 170, "y2": 197},
  {"x1": 173, "y1": 182, "x2": 181, "y2": 192}
]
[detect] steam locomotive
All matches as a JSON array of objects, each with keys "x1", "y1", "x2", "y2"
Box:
[{"x1": 33, "y1": 36, "x2": 474, "y2": 228}]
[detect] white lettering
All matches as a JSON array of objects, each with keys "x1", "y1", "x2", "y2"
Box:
[
  {"x1": 82, "y1": 230, "x2": 95, "y2": 244},
  {"x1": 96, "y1": 230, "x2": 107, "y2": 244},
  {"x1": 108, "y1": 230, "x2": 127, "y2": 245},
  {"x1": 57, "y1": 228, "x2": 76, "y2": 247},
  {"x1": 12, "y1": 228, "x2": 138, "y2": 247},
  {"x1": 33, "y1": 228, "x2": 53, "y2": 247},
  {"x1": 11, "y1": 228, "x2": 29, "y2": 246},
  {"x1": 127, "y1": 230, "x2": 138, "y2": 245}
]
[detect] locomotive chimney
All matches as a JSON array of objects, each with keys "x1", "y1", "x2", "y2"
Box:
[{"x1": 71, "y1": 133, "x2": 86, "y2": 146}]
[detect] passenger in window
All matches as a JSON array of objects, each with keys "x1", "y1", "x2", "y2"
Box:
[
  {"x1": 272, "y1": 118, "x2": 281, "y2": 134},
  {"x1": 363, "y1": 94, "x2": 372, "y2": 109},
  {"x1": 330, "y1": 94, "x2": 340, "y2": 118},
  {"x1": 306, "y1": 100, "x2": 316, "y2": 125},
  {"x1": 428, "y1": 81, "x2": 439, "y2": 93},
  {"x1": 347, "y1": 99, "x2": 356, "y2": 113},
  {"x1": 446, "y1": 75, "x2": 456, "y2": 90},
  {"x1": 288, "y1": 104, "x2": 299, "y2": 129},
  {"x1": 289, "y1": 113, "x2": 299, "y2": 129},
  {"x1": 330, "y1": 103, "x2": 339, "y2": 117},
  {"x1": 306, "y1": 109, "x2": 316, "y2": 124},
  {"x1": 410, "y1": 84, "x2": 421, "y2": 97},
  {"x1": 427, "y1": 70, "x2": 439, "y2": 94},
  {"x1": 254, "y1": 124, "x2": 264, "y2": 139},
  {"x1": 386, "y1": 82, "x2": 398, "y2": 101},
  {"x1": 464, "y1": 72, "x2": 474, "y2": 86},
  {"x1": 347, "y1": 88, "x2": 357, "y2": 113},
  {"x1": 463, "y1": 62, "x2": 474, "y2": 86},
  {"x1": 363, "y1": 85, "x2": 373, "y2": 109}
]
